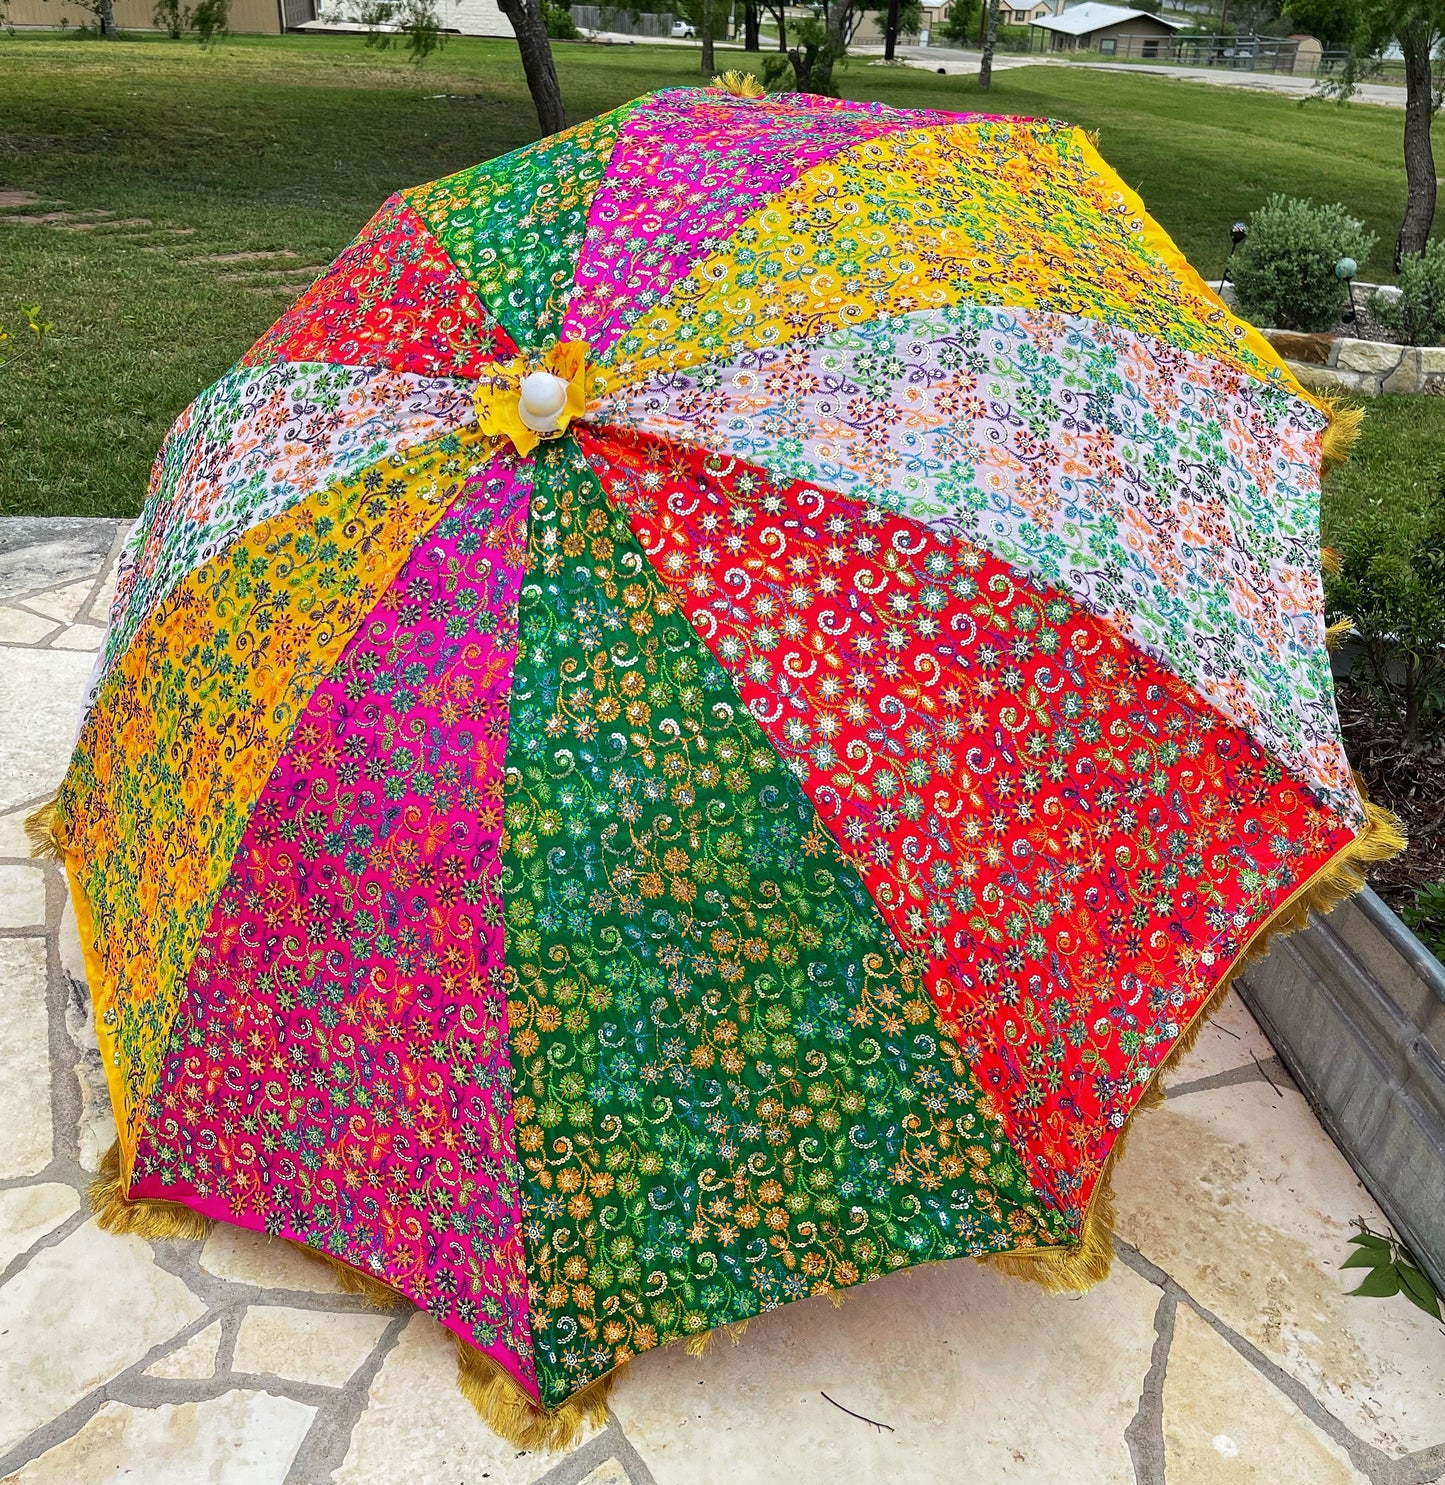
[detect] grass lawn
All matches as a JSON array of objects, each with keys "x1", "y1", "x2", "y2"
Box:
[
  {"x1": 1321, "y1": 395, "x2": 1445, "y2": 538},
  {"x1": 1, "y1": 30, "x2": 1442, "y2": 516}
]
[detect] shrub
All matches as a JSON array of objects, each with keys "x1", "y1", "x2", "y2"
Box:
[
  {"x1": 762, "y1": 19, "x2": 840, "y2": 95},
  {"x1": 544, "y1": 3, "x2": 578, "y2": 38},
  {"x1": 149, "y1": 0, "x2": 226, "y2": 38},
  {"x1": 936, "y1": 0, "x2": 978, "y2": 43},
  {"x1": 153, "y1": 0, "x2": 184, "y2": 36},
  {"x1": 1403, "y1": 882, "x2": 1445, "y2": 964},
  {"x1": 1325, "y1": 489, "x2": 1445, "y2": 748},
  {"x1": 1372, "y1": 239, "x2": 1445, "y2": 346},
  {"x1": 189, "y1": 0, "x2": 226, "y2": 41},
  {"x1": 1232, "y1": 194, "x2": 1377, "y2": 333}
]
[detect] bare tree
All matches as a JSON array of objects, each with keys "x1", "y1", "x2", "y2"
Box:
[
  {"x1": 1310, "y1": 0, "x2": 1445, "y2": 265},
  {"x1": 1395, "y1": 14, "x2": 1439, "y2": 262},
  {"x1": 978, "y1": 0, "x2": 1001, "y2": 87},
  {"x1": 496, "y1": 0, "x2": 567, "y2": 135},
  {"x1": 701, "y1": 0, "x2": 716, "y2": 71}
]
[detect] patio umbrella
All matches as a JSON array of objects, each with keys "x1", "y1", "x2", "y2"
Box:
[{"x1": 36, "y1": 77, "x2": 1401, "y2": 1446}]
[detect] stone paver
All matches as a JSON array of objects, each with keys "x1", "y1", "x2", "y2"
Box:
[
  {"x1": 7, "y1": 1393, "x2": 317, "y2": 1485},
  {"x1": 233, "y1": 1308, "x2": 391, "y2": 1390},
  {"x1": 0, "y1": 937, "x2": 52, "y2": 1181},
  {"x1": 0, "y1": 520, "x2": 1442, "y2": 1485},
  {"x1": 145, "y1": 1322, "x2": 224, "y2": 1382}
]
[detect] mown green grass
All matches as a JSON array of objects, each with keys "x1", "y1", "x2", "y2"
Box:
[
  {"x1": 1320, "y1": 395, "x2": 1445, "y2": 537},
  {"x1": 1, "y1": 31, "x2": 1441, "y2": 515}
]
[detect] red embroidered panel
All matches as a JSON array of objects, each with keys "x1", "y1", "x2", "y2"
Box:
[
  {"x1": 242, "y1": 194, "x2": 514, "y2": 379},
  {"x1": 584, "y1": 425, "x2": 1351, "y2": 1230}
]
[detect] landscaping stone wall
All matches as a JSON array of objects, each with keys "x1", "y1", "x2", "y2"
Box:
[
  {"x1": 1263, "y1": 329, "x2": 1445, "y2": 398},
  {"x1": 1209, "y1": 278, "x2": 1442, "y2": 399}
]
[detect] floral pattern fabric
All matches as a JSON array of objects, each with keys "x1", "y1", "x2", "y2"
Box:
[
  {"x1": 588, "y1": 426, "x2": 1351, "y2": 1220},
  {"x1": 243, "y1": 194, "x2": 513, "y2": 379},
  {"x1": 502, "y1": 440, "x2": 1057, "y2": 1406},
  {"x1": 93, "y1": 362, "x2": 476, "y2": 718},
  {"x1": 600, "y1": 304, "x2": 1354, "y2": 816},
  {"x1": 56, "y1": 87, "x2": 1365, "y2": 1417},
  {"x1": 404, "y1": 102, "x2": 641, "y2": 353},
  {"x1": 59, "y1": 433, "x2": 473, "y2": 1150},
  {"x1": 602, "y1": 120, "x2": 1296, "y2": 403},
  {"x1": 132, "y1": 453, "x2": 535, "y2": 1389},
  {"x1": 563, "y1": 90, "x2": 913, "y2": 356}
]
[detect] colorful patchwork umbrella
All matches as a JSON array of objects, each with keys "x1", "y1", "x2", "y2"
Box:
[{"x1": 37, "y1": 78, "x2": 1402, "y2": 1445}]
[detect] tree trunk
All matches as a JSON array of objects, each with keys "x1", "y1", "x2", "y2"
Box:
[
  {"x1": 825, "y1": 0, "x2": 849, "y2": 56},
  {"x1": 97, "y1": 0, "x2": 117, "y2": 34},
  {"x1": 883, "y1": 0, "x2": 900, "y2": 58},
  {"x1": 497, "y1": 0, "x2": 567, "y2": 137},
  {"x1": 744, "y1": 0, "x2": 759, "y2": 49},
  {"x1": 701, "y1": 0, "x2": 715, "y2": 73},
  {"x1": 978, "y1": 0, "x2": 1000, "y2": 87},
  {"x1": 1397, "y1": 21, "x2": 1438, "y2": 267}
]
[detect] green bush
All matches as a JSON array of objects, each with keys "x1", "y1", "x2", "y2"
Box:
[
  {"x1": 1232, "y1": 194, "x2": 1377, "y2": 333},
  {"x1": 544, "y1": 3, "x2": 579, "y2": 38},
  {"x1": 1403, "y1": 882, "x2": 1445, "y2": 964},
  {"x1": 150, "y1": 0, "x2": 227, "y2": 40},
  {"x1": 1372, "y1": 239, "x2": 1445, "y2": 346},
  {"x1": 992, "y1": 23, "x2": 1032, "y2": 50},
  {"x1": 1325, "y1": 490, "x2": 1445, "y2": 748},
  {"x1": 762, "y1": 19, "x2": 840, "y2": 95},
  {"x1": 936, "y1": 0, "x2": 978, "y2": 43}
]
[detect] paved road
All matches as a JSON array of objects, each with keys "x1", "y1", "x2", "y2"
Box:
[{"x1": 889, "y1": 43, "x2": 1410, "y2": 107}]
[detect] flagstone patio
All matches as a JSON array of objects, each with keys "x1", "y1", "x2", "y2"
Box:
[{"x1": 0, "y1": 518, "x2": 1442, "y2": 1485}]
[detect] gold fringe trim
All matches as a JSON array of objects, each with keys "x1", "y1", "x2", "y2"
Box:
[
  {"x1": 25, "y1": 797, "x2": 63, "y2": 860},
  {"x1": 684, "y1": 1317, "x2": 751, "y2": 1356},
  {"x1": 286, "y1": 1243, "x2": 408, "y2": 1308},
  {"x1": 984, "y1": 796, "x2": 1404, "y2": 1294},
  {"x1": 713, "y1": 70, "x2": 764, "y2": 98},
  {"x1": 455, "y1": 1337, "x2": 614, "y2": 1450},
  {"x1": 1319, "y1": 398, "x2": 1364, "y2": 474},
  {"x1": 89, "y1": 1141, "x2": 212, "y2": 1241},
  {"x1": 1325, "y1": 615, "x2": 1354, "y2": 651},
  {"x1": 1321, "y1": 545, "x2": 1342, "y2": 577}
]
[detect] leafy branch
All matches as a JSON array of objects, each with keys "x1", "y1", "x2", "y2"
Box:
[{"x1": 1342, "y1": 1220, "x2": 1442, "y2": 1319}]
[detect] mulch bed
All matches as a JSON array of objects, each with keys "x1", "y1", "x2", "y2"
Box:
[
  {"x1": 1330, "y1": 299, "x2": 1400, "y2": 344},
  {"x1": 1336, "y1": 677, "x2": 1445, "y2": 914}
]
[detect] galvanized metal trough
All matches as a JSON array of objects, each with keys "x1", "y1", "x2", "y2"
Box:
[{"x1": 1237, "y1": 889, "x2": 1445, "y2": 1294}]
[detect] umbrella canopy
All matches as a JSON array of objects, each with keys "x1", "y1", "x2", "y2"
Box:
[{"x1": 42, "y1": 80, "x2": 1400, "y2": 1443}]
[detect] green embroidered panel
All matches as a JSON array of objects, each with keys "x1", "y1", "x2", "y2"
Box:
[
  {"x1": 403, "y1": 100, "x2": 642, "y2": 351},
  {"x1": 501, "y1": 439, "x2": 1060, "y2": 1407}
]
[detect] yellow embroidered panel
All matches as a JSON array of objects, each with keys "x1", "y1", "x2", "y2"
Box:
[
  {"x1": 56, "y1": 434, "x2": 480, "y2": 1161},
  {"x1": 600, "y1": 118, "x2": 1309, "y2": 410}
]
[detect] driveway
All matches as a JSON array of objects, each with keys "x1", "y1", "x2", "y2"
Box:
[{"x1": 890, "y1": 45, "x2": 1410, "y2": 108}]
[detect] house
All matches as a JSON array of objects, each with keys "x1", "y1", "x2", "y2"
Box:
[
  {"x1": 3, "y1": 0, "x2": 307, "y2": 30},
  {"x1": 304, "y1": 0, "x2": 515, "y2": 36},
  {"x1": 917, "y1": 0, "x2": 1064, "y2": 42},
  {"x1": 0, "y1": 0, "x2": 516, "y2": 36},
  {"x1": 1030, "y1": 2, "x2": 1183, "y2": 54},
  {"x1": 1004, "y1": 0, "x2": 1065, "y2": 26}
]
